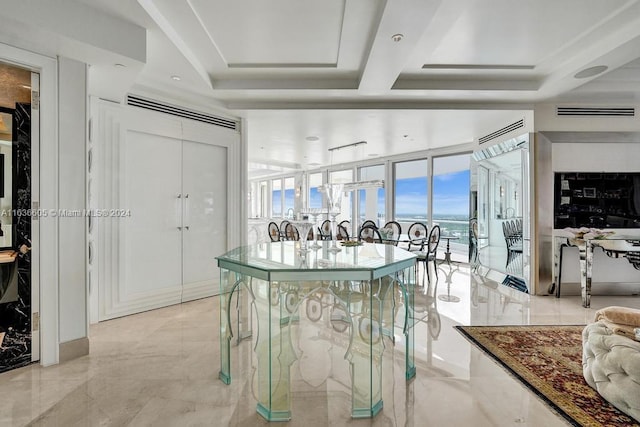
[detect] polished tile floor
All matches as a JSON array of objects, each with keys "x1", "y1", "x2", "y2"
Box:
[{"x1": 2, "y1": 263, "x2": 640, "y2": 426}]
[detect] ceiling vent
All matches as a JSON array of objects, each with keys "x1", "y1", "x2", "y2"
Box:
[
  {"x1": 478, "y1": 118, "x2": 525, "y2": 145},
  {"x1": 556, "y1": 106, "x2": 635, "y2": 117},
  {"x1": 126, "y1": 95, "x2": 238, "y2": 131}
]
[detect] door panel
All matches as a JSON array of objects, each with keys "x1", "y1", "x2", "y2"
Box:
[
  {"x1": 121, "y1": 130, "x2": 182, "y2": 296},
  {"x1": 181, "y1": 140, "x2": 227, "y2": 298}
]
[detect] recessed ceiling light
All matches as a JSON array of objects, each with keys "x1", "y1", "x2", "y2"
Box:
[
  {"x1": 305, "y1": 136, "x2": 319, "y2": 142},
  {"x1": 391, "y1": 33, "x2": 404, "y2": 42},
  {"x1": 574, "y1": 65, "x2": 608, "y2": 79},
  {"x1": 171, "y1": 75, "x2": 181, "y2": 81}
]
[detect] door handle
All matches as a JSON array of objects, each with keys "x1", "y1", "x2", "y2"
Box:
[
  {"x1": 176, "y1": 194, "x2": 182, "y2": 230},
  {"x1": 184, "y1": 194, "x2": 190, "y2": 230}
]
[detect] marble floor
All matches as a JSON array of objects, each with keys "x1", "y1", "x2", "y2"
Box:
[{"x1": 2, "y1": 263, "x2": 640, "y2": 426}]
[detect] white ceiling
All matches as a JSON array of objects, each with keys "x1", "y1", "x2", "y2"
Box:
[{"x1": 38, "y1": 0, "x2": 640, "y2": 173}]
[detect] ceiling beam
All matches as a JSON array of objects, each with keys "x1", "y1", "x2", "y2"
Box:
[
  {"x1": 226, "y1": 100, "x2": 534, "y2": 110},
  {"x1": 358, "y1": 0, "x2": 443, "y2": 92},
  {"x1": 138, "y1": 0, "x2": 213, "y2": 89}
]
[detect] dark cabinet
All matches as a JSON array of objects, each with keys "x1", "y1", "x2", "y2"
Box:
[{"x1": 554, "y1": 172, "x2": 640, "y2": 228}]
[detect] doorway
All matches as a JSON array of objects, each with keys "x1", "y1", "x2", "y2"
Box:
[{"x1": 0, "y1": 61, "x2": 38, "y2": 373}]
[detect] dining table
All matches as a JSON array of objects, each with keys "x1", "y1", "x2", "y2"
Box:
[{"x1": 216, "y1": 241, "x2": 417, "y2": 421}]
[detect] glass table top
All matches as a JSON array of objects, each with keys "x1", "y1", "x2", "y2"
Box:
[{"x1": 217, "y1": 241, "x2": 417, "y2": 281}]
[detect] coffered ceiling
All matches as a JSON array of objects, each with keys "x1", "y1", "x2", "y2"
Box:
[{"x1": 16, "y1": 0, "x2": 640, "y2": 173}]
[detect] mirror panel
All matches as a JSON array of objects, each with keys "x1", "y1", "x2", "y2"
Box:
[
  {"x1": 471, "y1": 134, "x2": 530, "y2": 292},
  {"x1": 0, "y1": 110, "x2": 12, "y2": 249}
]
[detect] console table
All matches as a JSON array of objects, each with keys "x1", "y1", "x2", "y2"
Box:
[
  {"x1": 216, "y1": 241, "x2": 417, "y2": 421},
  {"x1": 553, "y1": 234, "x2": 640, "y2": 307}
]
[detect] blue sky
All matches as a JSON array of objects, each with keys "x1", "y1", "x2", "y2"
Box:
[
  {"x1": 433, "y1": 170, "x2": 470, "y2": 216},
  {"x1": 394, "y1": 170, "x2": 470, "y2": 216}
]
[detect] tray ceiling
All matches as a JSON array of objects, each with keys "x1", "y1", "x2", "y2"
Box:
[{"x1": 65, "y1": 0, "x2": 640, "y2": 171}]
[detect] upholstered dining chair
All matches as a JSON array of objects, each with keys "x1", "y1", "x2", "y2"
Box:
[
  {"x1": 358, "y1": 225, "x2": 383, "y2": 243},
  {"x1": 361, "y1": 219, "x2": 377, "y2": 229},
  {"x1": 336, "y1": 224, "x2": 350, "y2": 241},
  {"x1": 382, "y1": 221, "x2": 402, "y2": 246},
  {"x1": 268, "y1": 221, "x2": 280, "y2": 242},
  {"x1": 319, "y1": 219, "x2": 332, "y2": 240},
  {"x1": 285, "y1": 222, "x2": 299, "y2": 241},
  {"x1": 280, "y1": 220, "x2": 291, "y2": 240},
  {"x1": 406, "y1": 222, "x2": 428, "y2": 251}
]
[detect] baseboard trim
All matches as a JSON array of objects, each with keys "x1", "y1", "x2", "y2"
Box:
[{"x1": 59, "y1": 337, "x2": 90, "y2": 363}]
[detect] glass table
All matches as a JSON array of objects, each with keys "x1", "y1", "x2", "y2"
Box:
[
  {"x1": 553, "y1": 234, "x2": 640, "y2": 307},
  {"x1": 216, "y1": 241, "x2": 417, "y2": 421}
]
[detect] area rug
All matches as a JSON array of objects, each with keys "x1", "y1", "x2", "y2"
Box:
[{"x1": 456, "y1": 325, "x2": 639, "y2": 427}]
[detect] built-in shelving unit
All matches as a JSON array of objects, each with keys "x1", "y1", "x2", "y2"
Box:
[{"x1": 554, "y1": 172, "x2": 640, "y2": 228}]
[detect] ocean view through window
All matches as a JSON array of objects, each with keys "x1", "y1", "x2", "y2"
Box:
[
  {"x1": 432, "y1": 154, "x2": 471, "y2": 260},
  {"x1": 394, "y1": 159, "x2": 429, "y2": 227}
]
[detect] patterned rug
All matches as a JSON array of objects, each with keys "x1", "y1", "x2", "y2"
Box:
[{"x1": 456, "y1": 325, "x2": 639, "y2": 427}]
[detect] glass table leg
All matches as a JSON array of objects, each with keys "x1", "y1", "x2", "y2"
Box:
[
  {"x1": 402, "y1": 266, "x2": 416, "y2": 380},
  {"x1": 255, "y1": 280, "x2": 295, "y2": 422},
  {"x1": 348, "y1": 281, "x2": 384, "y2": 418}
]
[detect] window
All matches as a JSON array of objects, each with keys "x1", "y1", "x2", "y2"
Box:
[
  {"x1": 394, "y1": 159, "x2": 428, "y2": 227},
  {"x1": 329, "y1": 169, "x2": 353, "y2": 224},
  {"x1": 308, "y1": 172, "x2": 323, "y2": 209},
  {"x1": 272, "y1": 179, "x2": 282, "y2": 217},
  {"x1": 284, "y1": 177, "x2": 295, "y2": 218},
  {"x1": 357, "y1": 164, "x2": 385, "y2": 227},
  {"x1": 432, "y1": 154, "x2": 471, "y2": 259}
]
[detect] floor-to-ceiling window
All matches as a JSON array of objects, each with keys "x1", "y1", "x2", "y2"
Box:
[
  {"x1": 284, "y1": 177, "x2": 295, "y2": 218},
  {"x1": 393, "y1": 159, "x2": 429, "y2": 232},
  {"x1": 308, "y1": 172, "x2": 323, "y2": 209},
  {"x1": 272, "y1": 178, "x2": 282, "y2": 217},
  {"x1": 357, "y1": 164, "x2": 385, "y2": 227},
  {"x1": 432, "y1": 153, "x2": 471, "y2": 261},
  {"x1": 329, "y1": 169, "x2": 353, "y2": 225}
]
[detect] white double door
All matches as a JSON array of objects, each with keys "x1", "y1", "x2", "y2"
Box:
[{"x1": 120, "y1": 130, "x2": 227, "y2": 311}]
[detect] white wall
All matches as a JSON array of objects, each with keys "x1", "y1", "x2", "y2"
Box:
[
  {"x1": 553, "y1": 142, "x2": 640, "y2": 172},
  {"x1": 57, "y1": 57, "x2": 87, "y2": 343}
]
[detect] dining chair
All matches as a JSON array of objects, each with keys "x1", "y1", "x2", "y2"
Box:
[
  {"x1": 336, "y1": 224, "x2": 350, "y2": 241},
  {"x1": 268, "y1": 221, "x2": 281, "y2": 242},
  {"x1": 361, "y1": 219, "x2": 377, "y2": 229},
  {"x1": 382, "y1": 221, "x2": 402, "y2": 246},
  {"x1": 502, "y1": 221, "x2": 523, "y2": 267},
  {"x1": 280, "y1": 220, "x2": 291, "y2": 240},
  {"x1": 358, "y1": 225, "x2": 383, "y2": 243},
  {"x1": 469, "y1": 219, "x2": 479, "y2": 266},
  {"x1": 412, "y1": 225, "x2": 441, "y2": 285},
  {"x1": 338, "y1": 220, "x2": 351, "y2": 238},
  {"x1": 406, "y1": 222, "x2": 428, "y2": 251},
  {"x1": 285, "y1": 222, "x2": 299, "y2": 241},
  {"x1": 319, "y1": 219, "x2": 332, "y2": 240}
]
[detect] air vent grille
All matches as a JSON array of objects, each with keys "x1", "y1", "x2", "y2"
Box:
[
  {"x1": 126, "y1": 95, "x2": 238, "y2": 130},
  {"x1": 557, "y1": 107, "x2": 635, "y2": 117},
  {"x1": 478, "y1": 119, "x2": 525, "y2": 145}
]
